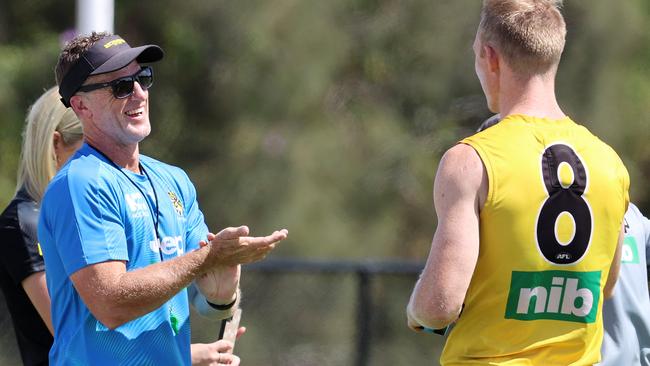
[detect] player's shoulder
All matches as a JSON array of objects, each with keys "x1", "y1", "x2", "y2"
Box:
[
  {"x1": 139, "y1": 155, "x2": 197, "y2": 200},
  {"x1": 57, "y1": 151, "x2": 111, "y2": 187},
  {"x1": 44, "y1": 149, "x2": 119, "y2": 204},
  {"x1": 444, "y1": 142, "x2": 482, "y2": 160},
  {"x1": 15, "y1": 192, "x2": 39, "y2": 238},
  {"x1": 625, "y1": 203, "x2": 644, "y2": 222},
  {"x1": 623, "y1": 203, "x2": 650, "y2": 242},
  {"x1": 439, "y1": 143, "x2": 485, "y2": 182},
  {"x1": 572, "y1": 122, "x2": 620, "y2": 155},
  {"x1": 462, "y1": 115, "x2": 519, "y2": 147},
  {"x1": 0, "y1": 192, "x2": 24, "y2": 229}
]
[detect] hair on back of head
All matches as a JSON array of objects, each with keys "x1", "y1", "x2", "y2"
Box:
[
  {"x1": 54, "y1": 31, "x2": 112, "y2": 86},
  {"x1": 478, "y1": 0, "x2": 566, "y2": 75}
]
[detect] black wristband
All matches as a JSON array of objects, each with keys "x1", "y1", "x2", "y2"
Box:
[{"x1": 206, "y1": 293, "x2": 237, "y2": 310}]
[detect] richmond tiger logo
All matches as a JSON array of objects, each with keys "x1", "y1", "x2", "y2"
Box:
[{"x1": 168, "y1": 191, "x2": 184, "y2": 217}]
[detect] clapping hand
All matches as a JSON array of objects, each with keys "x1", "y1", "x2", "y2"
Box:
[
  {"x1": 204, "y1": 226, "x2": 288, "y2": 267},
  {"x1": 196, "y1": 226, "x2": 288, "y2": 303}
]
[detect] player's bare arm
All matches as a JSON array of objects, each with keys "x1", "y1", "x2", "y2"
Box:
[
  {"x1": 70, "y1": 227, "x2": 287, "y2": 329},
  {"x1": 603, "y1": 223, "x2": 624, "y2": 299},
  {"x1": 407, "y1": 143, "x2": 487, "y2": 331}
]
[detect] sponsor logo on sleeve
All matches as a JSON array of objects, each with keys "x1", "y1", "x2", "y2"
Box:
[{"x1": 622, "y1": 236, "x2": 640, "y2": 264}]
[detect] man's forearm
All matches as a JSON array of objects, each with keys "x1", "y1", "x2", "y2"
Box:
[
  {"x1": 407, "y1": 279, "x2": 461, "y2": 330},
  {"x1": 72, "y1": 245, "x2": 213, "y2": 329},
  {"x1": 73, "y1": 227, "x2": 287, "y2": 329}
]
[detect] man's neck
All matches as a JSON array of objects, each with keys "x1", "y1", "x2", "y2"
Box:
[
  {"x1": 86, "y1": 137, "x2": 141, "y2": 173},
  {"x1": 498, "y1": 72, "x2": 566, "y2": 121}
]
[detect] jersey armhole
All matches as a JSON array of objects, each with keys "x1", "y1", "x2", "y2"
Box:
[{"x1": 459, "y1": 140, "x2": 494, "y2": 213}]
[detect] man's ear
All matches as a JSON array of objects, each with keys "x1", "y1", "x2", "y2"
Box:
[
  {"x1": 52, "y1": 131, "x2": 62, "y2": 150},
  {"x1": 484, "y1": 44, "x2": 500, "y2": 74},
  {"x1": 69, "y1": 95, "x2": 91, "y2": 120}
]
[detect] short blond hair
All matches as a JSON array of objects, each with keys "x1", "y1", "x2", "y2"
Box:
[
  {"x1": 16, "y1": 87, "x2": 83, "y2": 202},
  {"x1": 478, "y1": 0, "x2": 566, "y2": 75}
]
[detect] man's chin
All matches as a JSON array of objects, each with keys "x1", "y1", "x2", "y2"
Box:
[{"x1": 123, "y1": 127, "x2": 151, "y2": 145}]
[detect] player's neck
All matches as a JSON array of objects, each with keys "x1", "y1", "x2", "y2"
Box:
[
  {"x1": 86, "y1": 136, "x2": 141, "y2": 173},
  {"x1": 498, "y1": 73, "x2": 565, "y2": 121}
]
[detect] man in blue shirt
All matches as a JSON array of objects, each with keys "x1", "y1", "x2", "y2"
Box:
[{"x1": 39, "y1": 32, "x2": 288, "y2": 365}]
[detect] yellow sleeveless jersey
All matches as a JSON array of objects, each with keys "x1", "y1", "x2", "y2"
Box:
[{"x1": 441, "y1": 115, "x2": 629, "y2": 366}]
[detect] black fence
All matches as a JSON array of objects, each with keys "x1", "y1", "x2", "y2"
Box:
[
  {"x1": 245, "y1": 259, "x2": 427, "y2": 366},
  {"x1": 191, "y1": 258, "x2": 446, "y2": 366},
  {"x1": 1, "y1": 259, "x2": 446, "y2": 366}
]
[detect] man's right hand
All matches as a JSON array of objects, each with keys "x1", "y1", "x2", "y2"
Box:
[
  {"x1": 203, "y1": 226, "x2": 288, "y2": 267},
  {"x1": 191, "y1": 339, "x2": 241, "y2": 365}
]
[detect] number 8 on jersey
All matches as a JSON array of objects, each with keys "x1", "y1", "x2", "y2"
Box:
[{"x1": 536, "y1": 143, "x2": 592, "y2": 265}]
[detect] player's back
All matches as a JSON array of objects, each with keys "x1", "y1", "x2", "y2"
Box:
[{"x1": 441, "y1": 114, "x2": 629, "y2": 365}]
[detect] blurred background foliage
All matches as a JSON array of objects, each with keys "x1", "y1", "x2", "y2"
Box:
[{"x1": 0, "y1": 1, "x2": 649, "y2": 365}]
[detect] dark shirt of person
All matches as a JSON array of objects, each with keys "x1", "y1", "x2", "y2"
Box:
[{"x1": 0, "y1": 188, "x2": 52, "y2": 366}]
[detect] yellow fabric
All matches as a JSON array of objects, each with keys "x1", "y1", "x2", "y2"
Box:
[{"x1": 441, "y1": 115, "x2": 629, "y2": 366}]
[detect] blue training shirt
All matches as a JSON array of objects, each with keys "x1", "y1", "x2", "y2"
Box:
[
  {"x1": 599, "y1": 203, "x2": 650, "y2": 365},
  {"x1": 38, "y1": 144, "x2": 209, "y2": 365}
]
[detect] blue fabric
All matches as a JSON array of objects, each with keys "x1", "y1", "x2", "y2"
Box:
[
  {"x1": 599, "y1": 203, "x2": 650, "y2": 365},
  {"x1": 38, "y1": 143, "x2": 209, "y2": 365}
]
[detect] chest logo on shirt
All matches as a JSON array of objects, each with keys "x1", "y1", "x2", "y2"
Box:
[
  {"x1": 168, "y1": 191, "x2": 184, "y2": 217},
  {"x1": 150, "y1": 235, "x2": 184, "y2": 255},
  {"x1": 125, "y1": 193, "x2": 149, "y2": 218}
]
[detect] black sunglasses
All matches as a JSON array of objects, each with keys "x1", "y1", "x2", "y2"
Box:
[{"x1": 77, "y1": 66, "x2": 154, "y2": 99}]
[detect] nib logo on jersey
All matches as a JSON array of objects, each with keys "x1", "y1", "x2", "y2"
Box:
[{"x1": 505, "y1": 270, "x2": 601, "y2": 323}]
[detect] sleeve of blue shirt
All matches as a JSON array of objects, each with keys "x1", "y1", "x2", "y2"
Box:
[
  {"x1": 49, "y1": 164, "x2": 129, "y2": 276},
  {"x1": 632, "y1": 203, "x2": 650, "y2": 263}
]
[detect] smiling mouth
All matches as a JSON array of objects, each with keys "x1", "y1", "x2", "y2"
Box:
[{"x1": 125, "y1": 107, "x2": 145, "y2": 117}]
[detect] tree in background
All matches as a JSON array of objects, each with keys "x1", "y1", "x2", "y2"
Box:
[{"x1": 1, "y1": 2, "x2": 649, "y2": 364}]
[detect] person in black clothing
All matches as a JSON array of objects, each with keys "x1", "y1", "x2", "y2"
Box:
[{"x1": 0, "y1": 86, "x2": 83, "y2": 366}]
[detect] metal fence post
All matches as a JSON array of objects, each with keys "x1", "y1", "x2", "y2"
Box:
[
  {"x1": 245, "y1": 259, "x2": 425, "y2": 365},
  {"x1": 356, "y1": 268, "x2": 371, "y2": 366}
]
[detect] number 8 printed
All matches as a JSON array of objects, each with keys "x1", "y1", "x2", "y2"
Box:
[{"x1": 536, "y1": 144, "x2": 592, "y2": 265}]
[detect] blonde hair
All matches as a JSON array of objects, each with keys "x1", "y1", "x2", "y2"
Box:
[
  {"x1": 478, "y1": 0, "x2": 566, "y2": 75},
  {"x1": 16, "y1": 87, "x2": 83, "y2": 202}
]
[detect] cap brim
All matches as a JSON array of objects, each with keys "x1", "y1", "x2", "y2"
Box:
[{"x1": 90, "y1": 45, "x2": 164, "y2": 75}]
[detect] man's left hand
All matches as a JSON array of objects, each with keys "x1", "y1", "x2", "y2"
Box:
[{"x1": 195, "y1": 238, "x2": 240, "y2": 304}]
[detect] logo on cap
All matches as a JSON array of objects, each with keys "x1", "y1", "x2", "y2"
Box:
[{"x1": 104, "y1": 39, "x2": 126, "y2": 49}]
